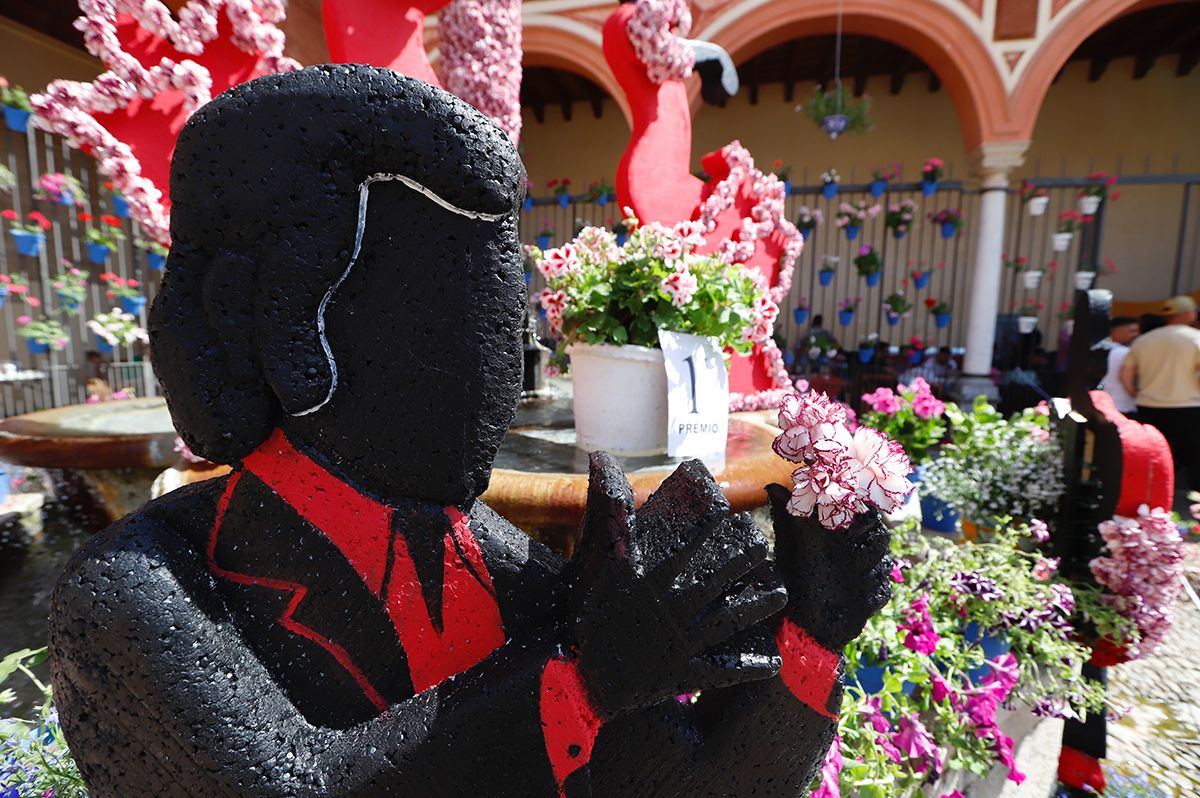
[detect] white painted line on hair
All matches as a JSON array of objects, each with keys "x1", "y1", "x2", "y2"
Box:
[{"x1": 291, "y1": 174, "x2": 508, "y2": 417}]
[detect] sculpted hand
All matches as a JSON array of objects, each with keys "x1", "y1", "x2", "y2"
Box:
[
  {"x1": 569, "y1": 453, "x2": 787, "y2": 715},
  {"x1": 766, "y1": 484, "x2": 893, "y2": 651}
]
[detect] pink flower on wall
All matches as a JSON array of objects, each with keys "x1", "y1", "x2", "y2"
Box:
[
  {"x1": 31, "y1": 1, "x2": 299, "y2": 246},
  {"x1": 439, "y1": 0, "x2": 523, "y2": 141},
  {"x1": 625, "y1": 0, "x2": 695, "y2": 84}
]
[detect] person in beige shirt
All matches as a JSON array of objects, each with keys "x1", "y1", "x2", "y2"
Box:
[{"x1": 1121, "y1": 295, "x2": 1200, "y2": 500}]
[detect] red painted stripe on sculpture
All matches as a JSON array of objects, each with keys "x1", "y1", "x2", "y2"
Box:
[
  {"x1": 775, "y1": 618, "x2": 840, "y2": 720},
  {"x1": 383, "y1": 507, "x2": 506, "y2": 693},
  {"x1": 540, "y1": 656, "x2": 602, "y2": 796},
  {"x1": 206, "y1": 470, "x2": 390, "y2": 713},
  {"x1": 242, "y1": 428, "x2": 392, "y2": 595}
]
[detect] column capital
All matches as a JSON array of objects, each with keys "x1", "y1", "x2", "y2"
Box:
[{"x1": 968, "y1": 141, "x2": 1030, "y2": 188}]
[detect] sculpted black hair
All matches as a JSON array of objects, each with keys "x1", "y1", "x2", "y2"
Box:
[{"x1": 151, "y1": 64, "x2": 527, "y2": 466}]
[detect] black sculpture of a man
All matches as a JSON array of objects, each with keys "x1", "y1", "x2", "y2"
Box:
[{"x1": 49, "y1": 65, "x2": 891, "y2": 797}]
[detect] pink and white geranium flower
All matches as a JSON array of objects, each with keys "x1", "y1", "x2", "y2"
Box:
[{"x1": 775, "y1": 390, "x2": 914, "y2": 530}]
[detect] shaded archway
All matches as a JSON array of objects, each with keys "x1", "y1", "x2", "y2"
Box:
[
  {"x1": 1010, "y1": 0, "x2": 1190, "y2": 140},
  {"x1": 698, "y1": 0, "x2": 1013, "y2": 151},
  {"x1": 521, "y1": 22, "x2": 630, "y2": 125}
]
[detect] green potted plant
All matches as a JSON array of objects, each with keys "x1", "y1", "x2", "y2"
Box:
[
  {"x1": 36, "y1": 173, "x2": 84, "y2": 206},
  {"x1": 835, "y1": 200, "x2": 881, "y2": 241},
  {"x1": 530, "y1": 216, "x2": 777, "y2": 455},
  {"x1": 0, "y1": 76, "x2": 33, "y2": 132},
  {"x1": 868, "y1": 164, "x2": 900, "y2": 197},
  {"x1": 1016, "y1": 299, "x2": 1043, "y2": 334},
  {"x1": 1053, "y1": 211, "x2": 1081, "y2": 251},
  {"x1": 51, "y1": 262, "x2": 88, "y2": 314},
  {"x1": 837, "y1": 295, "x2": 861, "y2": 326},
  {"x1": 794, "y1": 206, "x2": 822, "y2": 241},
  {"x1": 101, "y1": 273, "x2": 145, "y2": 315},
  {"x1": 854, "y1": 244, "x2": 883, "y2": 286},
  {"x1": 136, "y1": 237, "x2": 169, "y2": 271},
  {"x1": 802, "y1": 84, "x2": 871, "y2": 140},
  {"x1": 2, "y1": 209, "x2": 52, "y2": 257},
  {"x1": 15, "y1": 314, "x2": 69, "y2": 355},
  {"x1": 884, "y1": 199, "x2": 916, "y2": 239},
  {"x1": 0, "y1": 164, "x2": 15, "y2": 196},
  {"x1": 820, "y1": 168, "x2": 841, "y2": 200},
  {"x1": 1078, "y1": 171, "x2": 1119, "y2": 215},
  {"x1": 87, "y1": 308, "x2": 148, "y2": 354},
  {"x1": 79, "y1": 212, "x2": 126, "y2": 264},
  {"x1": 819, "y1": 254, "x2": 839, "y2": 286},
  {"x1": 1005, "y1": 254, "x2": 1043, "y2": 289},
  {"x1": 534, "y1": 217, "x2": 555, "y2": 250},
  {"x1": 1020, "y1": 182, "x2": 1050, "y2": 216},
  {"x1": 919, "y1": 398, "x2": 1065, "y2": 536},
  {"x1": 883, "y1": 292, "x2": 912, "y2": 326},
  {"x1": 919, "y1": 157, "x2": 944, "y2": 195},
  {"x1": 771, "y1": 159, "x2": 792, "y2": 194},
  {"x1": 925, "y1": 297, "x2": 952, "y2": 328},
  {"x1": 584, "y1": 180, "x2": 614, "y2": 206},
  {"x1": 929, "y1": 208, "x2": 963, "y2": 239},
  {"x1": 548, "y1": 177, "x2": 572, "y2": 208}
]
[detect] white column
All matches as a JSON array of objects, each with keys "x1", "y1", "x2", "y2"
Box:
[{"x1": 957, "y1": 142, "x2": 1029, "y2": 401}]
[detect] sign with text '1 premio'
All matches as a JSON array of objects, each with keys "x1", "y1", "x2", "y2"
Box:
[{"x1": 658, "y1": 330, "x2": 729, "y2": 468}]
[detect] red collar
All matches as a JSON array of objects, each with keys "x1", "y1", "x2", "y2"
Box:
[{"x1": 231, "y1": 428, "x2": 506, "y2": 694}]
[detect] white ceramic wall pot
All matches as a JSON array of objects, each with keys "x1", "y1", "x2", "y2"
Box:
[
  {"x1": 1027, "y1": 196, "x2": 1049, "y2": 216},
  {"x1": 1074, "y1": 271, "x2": 1096, "y2": 290},
  {"x1": 1052, "y1": 232, "x2": 1073, "y2": 252},
  {"x1": 568, "y1": 342, "x2": 668, "y2": 456},
  {"x1": 1022, "y1": 270, "x2": 1044, "y2": 290},
  {"x1": 1018, "y1": 316, "x2": 1039, "y2": 334},
  {"x1": 1078, "y1": 195, "x2": 1101, "y2": 215}
]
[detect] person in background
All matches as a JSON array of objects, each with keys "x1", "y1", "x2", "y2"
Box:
[
  {"x1": 1121, "y1": 296, "x2": 1200, "y2": 507},
  {"x1": 1101, "y1": 316, "x2": 1139, "y2": 416}
]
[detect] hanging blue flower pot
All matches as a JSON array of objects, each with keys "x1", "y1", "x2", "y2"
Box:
[
  {"x1": 921, "y1": 178, "x2": 938, "y2": 196},
  {"x1": 56, "y1": 191, "x2": 75, "y2": 207},
  {"x1": 120, "y1": 295, "x2": 147, "y2": 315},
  {"x1": 94, "y1": 336, "x2": 114, "y2": 354},
  {"x1": 892, "y1": 229, "x2": 906, "y2": 240},
  {"x1": 869, "y1": 180, "x2": 886, "y2": 198},
  {"x1": 822, "y1": 182, "x2": 838, "y2": 200},
  {"x1": 557, "y1": 193, "x2": 570, "y2": 208},
  {"x1": 838, "y1": 309, "x2": 855, "y2": 327},
  {"x1": 25, "y1": 339, "x2": 50, "y2": 355},
  {"x1": 864, "y1": 271, "x2": 882, "y2": 288},
  {"x1": 783, "y1": 349, "x2": 795, "y2": 367},
  {"x1": 909, "y1": 350, "x2": 925, "y2": 366},
  {"x1": 793, "y1": 308, "x2": 810, "y2": 326},
  {"x1": 3, "y1": 105, "x2": 31, "y2": 132},
  {"x1": 886, "y1": 310, "x2": 901, "y2": 326},
  {"x1": 844, "y1": 224, "x2": 860, "y2": 241},
  {"x1": 783, "y1": 179, "x2": 793, "y2": 196},
  {"x1": 0, "y1": 285, "x2": 6, "y2": 307},
  {"x1": 912, "y1": 272, "x2": 930, "y2": 290},
  {"x1": 819, "y1": 270, "x2": 834, "y2": 287},
  {"x1": 87, "y1": 242, "x2": 113, "y2": 265},
  {"x1": 935, "y1": 312, "x2": 952, "y2": 329},
  {"x1": 10, "y1": 230, "x2": 45, "y2": 257},
  {"x1": 963, "y1": 622, "x2": 1012, "y2": 682},
  {"x1": 940, "y1": 222, "x2": 958, "y2": 240},
  {"x1": 615, "y1": 233, "x2": 628, "y2": 246},
  {"x1": 56, "y1": 292, "x2": 79, "y2": 313},
  {"x1": 800, "y1": 227, "x2": 813, "y2": 242},
  {"x1": 921, "y1": 492, "x2": 959, "y2": 532},
  {"x1": 536, "y1": 234, "x2": 551, "y2": 249},
  {"x1": 147, "y1": 252, "x2": 166, "y2": 271},
  {"x1": 858, "y1": 347, "x2": 874, "y2": 364},
  {"x1": 522, "y1": 196, "x2": 533, "y2": 212},
  {"x1": 524, "y1": 272, "x2": 532, "y2": 287},
  {"x1": 596, "y1": 193, "x2": 608, "y2": 207},
  {"x1": 112, "y1": 194, "x2": 131, "y2": 218}
]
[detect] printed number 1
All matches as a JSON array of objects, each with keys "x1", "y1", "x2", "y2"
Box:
[{"x1": 683, "y1": 355, "x2": 699, "y2": 414}]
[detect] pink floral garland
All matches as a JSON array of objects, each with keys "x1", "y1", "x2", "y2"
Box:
[
  {"x1": 30, "y1": 0, "x2": 298, "y2": 245},
  {"x1": 625, "y1": 0, "x2": 694, "y2": 84},
  {"x1": 1089, "y1": 505, "x2": 1184, "y2": 657},
  {"x1": 695, "y1": 141, "x2": 803, "y2": 408},
  {"x1": 439, "y1": 0, "x2": 523, "y2": 142}
]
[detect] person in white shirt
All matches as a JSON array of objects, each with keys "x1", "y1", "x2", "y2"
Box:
[{"x1": 1101, "y1": 316, "x2": 1139, "y2": 415}]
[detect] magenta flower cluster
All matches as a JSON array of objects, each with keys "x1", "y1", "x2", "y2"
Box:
[
  {"x1": 1090, "y1": 504, "x2": 1185, "y2": 657},
  {"x1": 861, "y1": 376, "x2": 945, "y2": 420}
]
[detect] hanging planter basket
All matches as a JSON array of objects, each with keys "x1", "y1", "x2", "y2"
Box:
[
  {"x1": 821, "y1": 182, "x2": 839, "y2": 200},
  {"x1": 838, "y1": 309, "x2": 856, "y2": 327},
  {"x1": 819, "y1": 270, "x2": 835, "y2": 287},
  {"x1": 1078, "y1": 195, "x2": 1102, "y2": 215},
  {"x1": 1052, "y1": 232, "x2": 1074, "y2": 252},
  {"x1": 1027, "y1": 196, "x2": 1050, "y2": 216},
  {"x1": 803, "y1": 86, "x2": 871, "y2": 141},
  {"x1": 1022, "y1": 270, "x2": 1044, "y2": 290},
  {"x1": 1018, "y1": 316, "x2": 1039, "y2": 334},
  {"x1": 1074, "y1": 271, "x2": 1097, "y2": 290}
]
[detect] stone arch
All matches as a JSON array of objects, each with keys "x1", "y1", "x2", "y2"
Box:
[
  {"x1": 1009, "y1": 0, "x2": 1188, "y2": 140},
  {"x1": 521, "y1": 19, "x2": 632, "y2": 126},
  {"x1": 696, "y1": 0, "x2": 1013, "y2": 151}
]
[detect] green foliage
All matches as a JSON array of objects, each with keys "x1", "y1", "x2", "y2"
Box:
[
  {"x1": 802, "y1": 85, "x2": 872, "y2": 136},
  {"x1": 0, "y1": 648, "x2": 88, "y2": 797}
]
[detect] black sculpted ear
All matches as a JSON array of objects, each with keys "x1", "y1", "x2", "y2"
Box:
[{"x1": 149, "y1": 245, "x2": 278, "y2": 464}]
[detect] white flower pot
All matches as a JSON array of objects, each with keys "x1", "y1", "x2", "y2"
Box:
[
  {"x1": 1052, "y1": 232, "x2": 1074, "y2": 252},
  {"x1": 1027, "y1": 196, "x2": 1050, "y2": 216},
  {"x1": 1078, "y1": 195, "x2": 1102, "y2": 215},
  {"x1": 1062, "y1": 319, "x2": 1075, "y2": 336},
  {"x1": 568, "y1": 342, "x2": 667, "y2": 456},
  {"x1": 1022, "y1": 270, "x2": 1044, "y2": 290},
  {"x1": 1018, "y1": 316, "x2": 1039, "y2": 334},
  {"x1": 1074, "y1": 271, "x2": 1097, "y2": 290}
]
